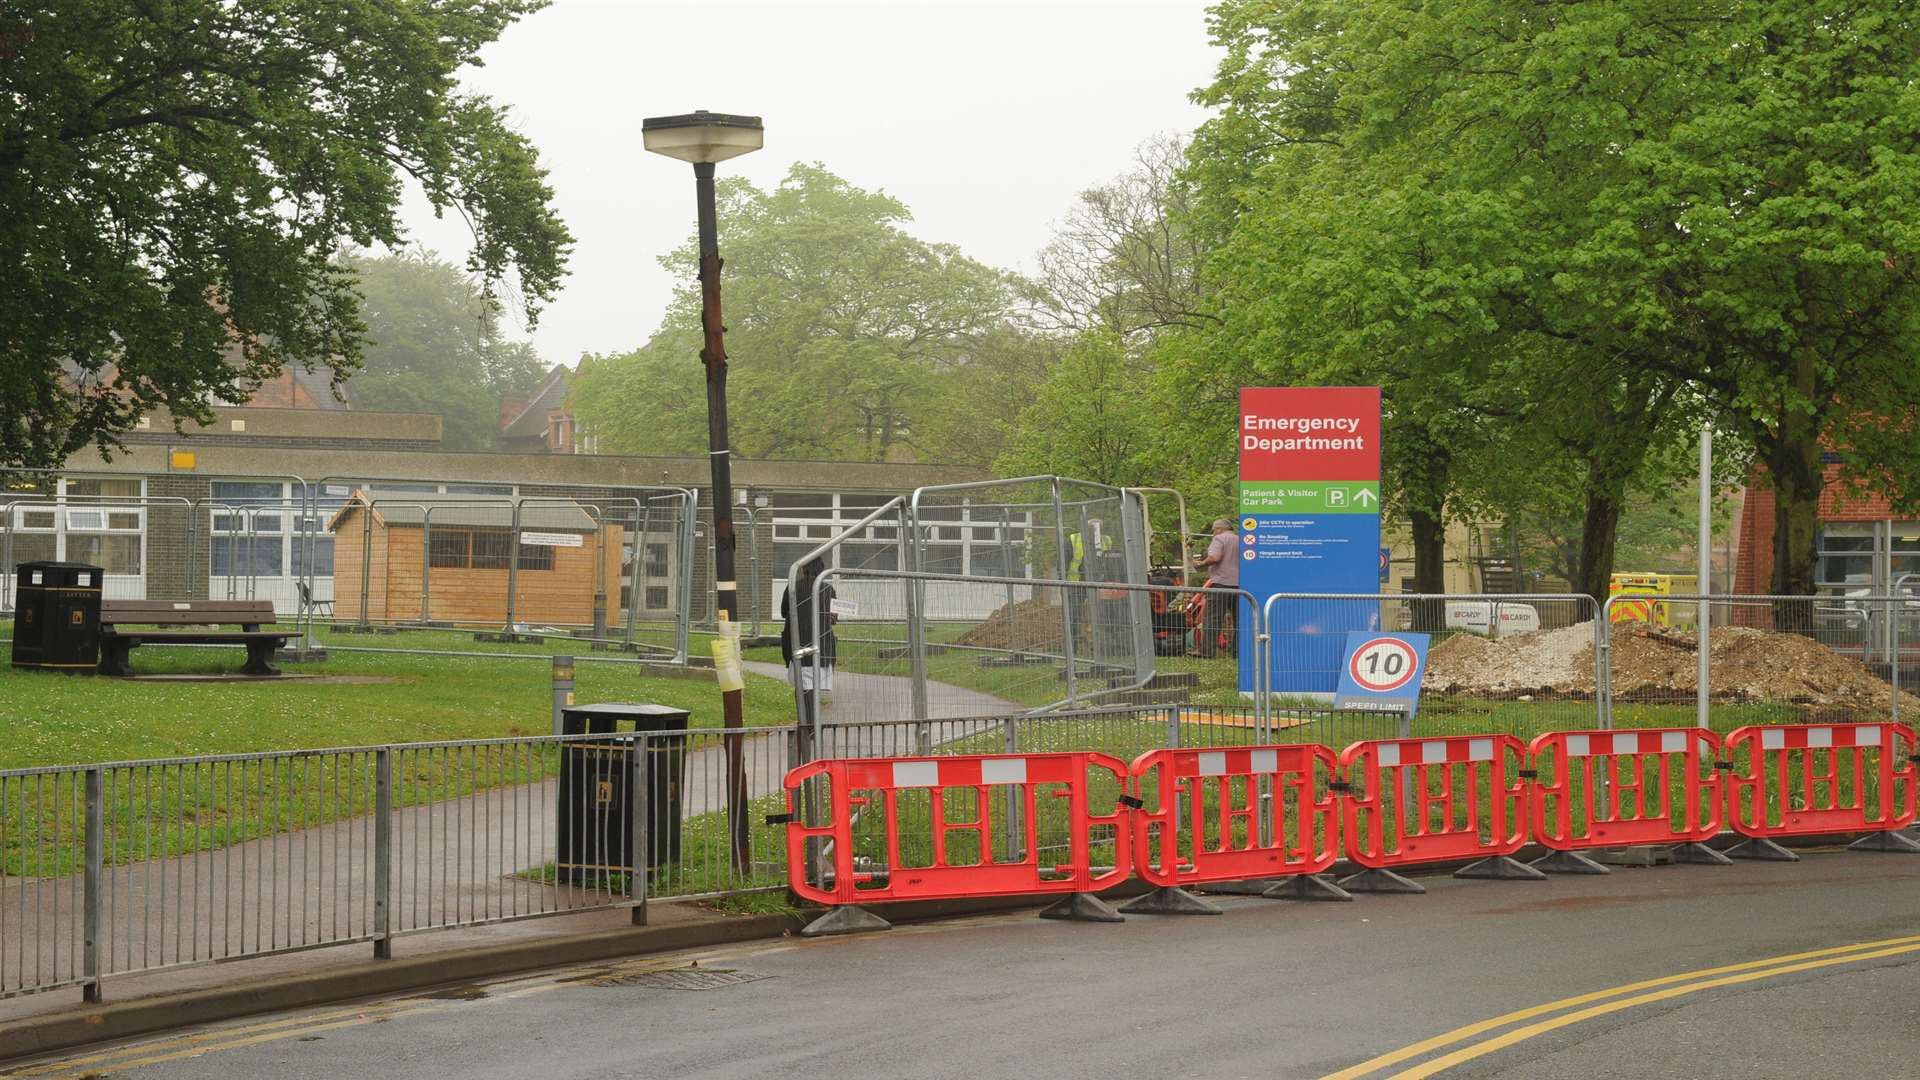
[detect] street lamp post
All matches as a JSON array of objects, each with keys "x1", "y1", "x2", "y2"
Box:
[{"x1": 643, "y1": 110, "x2": 763, "y2": 871}]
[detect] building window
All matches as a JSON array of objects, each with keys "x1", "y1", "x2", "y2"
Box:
[
  {"x1": 6, "y1": 476, "x2": 145, "y2": 575},
  {"x1": 1816, "y1": 525, "x2": 1876, "y2": 589},
  {"x1": 426, "y1": 529, "x2": 555, "y2": 571},
  {"x1": 1893, "y1": 530, "x2": 1920, "y2": 591},
  {"x1": 211, "y1": 537, "x2": 283, "y2": 576}
]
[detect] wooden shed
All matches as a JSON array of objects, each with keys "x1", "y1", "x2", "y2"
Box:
[{"x1": 328, "y1": 492, "x2": 625, "y2": 627}]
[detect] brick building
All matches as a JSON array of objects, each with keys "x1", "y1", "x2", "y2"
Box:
[{"x1": 1733, "y1": 462, "x2": 1919, "y2": 596}]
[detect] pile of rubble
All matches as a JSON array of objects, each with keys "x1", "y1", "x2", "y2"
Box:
[{"x1": 1424, "y1": 621, "x2": 1915, "y2": 711}]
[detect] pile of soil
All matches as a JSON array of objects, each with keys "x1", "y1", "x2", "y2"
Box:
[
  {"x1": 1424, "y1": 621, "x2": 1917, "y2": 711},
  {"x1": 1423, "y1": 624, "x2": 1600, "y2": 696},
  {"x1": 954, "y1": 599, "x2": 1065, "y2": 652}
]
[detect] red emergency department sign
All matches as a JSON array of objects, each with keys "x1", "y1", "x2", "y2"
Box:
[{"x1": 1238, "y1": 386, "x2": 1382, "y2": 482}]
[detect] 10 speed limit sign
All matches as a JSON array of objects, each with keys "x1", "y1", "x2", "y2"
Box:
[
  {"x1": 1348, "y1": 637, "x2": 1419, "y2": 692},
  {"x1": 1334, "y1": 632, "x2": 1430, "y2": 717}
]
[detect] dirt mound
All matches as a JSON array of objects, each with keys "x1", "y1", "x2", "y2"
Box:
[
  {"x1": 1423, "y1": 624, "x2": 1598, "y2": 695},
  {"x1": 1424, "y1": 621, "x2": 1915, "y2": 710},
  {"x1": 954, "y1": 599, "x2": 1065, "y2": 652}
]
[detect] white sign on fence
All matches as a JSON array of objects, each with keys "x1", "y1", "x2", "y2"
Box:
[
  {"x1": 830, "y1": 598, "x2": 858, "y2": 618},
  {"x1": 519, "y1": 531, "x2": 585, "y2": 548}
]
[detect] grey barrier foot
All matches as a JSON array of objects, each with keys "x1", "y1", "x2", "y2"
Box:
[
  {"x1": 1337, "y1": 867, "x2": 1427, "y2": 894},
  {"x1": 1037, "y1": 892, "x2": 1126, "y2": 923},
  {"x1": 1195, "y1": 878, "x2": 1285, "y2": 896},
  {"x1": 1848, "y1": 829, "x2": 1920, "y2": 854},
  {"x1": 1455, "y1": 855, "x2": 1549, "y2": 881},
  {"x1": 1671, "y1": 842, "x2": 1735, "y2": 866},
  {"x1": 1262, "y1": 874, "x2": 1354, "y2": 902},
  {"x1": 1724, "y1": 836, "x2": 1799, "y2": 862},
  {"x1": 1531, "y1": 849, "x2": 1611, "y2": 875},
  {"x1": 1119, "y1": 886, "x2": 1224, "y2": 915},
  {"x1": 800, "y1": 905, "x2": 892, "y2": 938}
]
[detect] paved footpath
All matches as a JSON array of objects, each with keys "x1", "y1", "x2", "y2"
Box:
[
  {"x1": 0, "y1": 665, "x2": 1022, "y2": 1019},
  {"x1": 13, "y1": 846, "x2": 1920, "y2": 1079}
]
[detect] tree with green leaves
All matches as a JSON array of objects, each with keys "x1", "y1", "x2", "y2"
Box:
[
  {"x1": 997, "y1": 331, "x2": 1158, "y2": 486},
  {"x1": 1186, "y1": 0, "x2": 1920, "y2": 597},
  {"x1": 0, "y1": 0, "x2": 571, "y2": 469},
  {"x1": 572, "y1": 164, "x2": 1024, "y2": 464},
  {"x1": 341, "y1": 250, "x2": 549, "y2": 450}
]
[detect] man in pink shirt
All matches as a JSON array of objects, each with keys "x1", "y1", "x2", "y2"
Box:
[{"x1": 1192, "y1": 518, "x2": 1240, "y2": 657}]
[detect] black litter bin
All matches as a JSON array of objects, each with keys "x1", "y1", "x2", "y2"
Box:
[
  {"x1": 556, "y1": 703, "x2": 690, "y2": 884},
  {"x1": 10, "y1": 562, "x2": 103, "y2": 672}
]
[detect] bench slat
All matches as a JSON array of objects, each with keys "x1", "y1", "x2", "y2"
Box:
[
  {"x1": 102, "y1": 631, "x2": 289, "y2": 643},
  {"x1": 101, "y1": 600, "x2": 277, "y2": 627}
]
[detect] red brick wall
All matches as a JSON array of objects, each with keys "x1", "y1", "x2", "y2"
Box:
[{"x1": 1735, "y1": 462, "x2": 1901, "y2": 601}]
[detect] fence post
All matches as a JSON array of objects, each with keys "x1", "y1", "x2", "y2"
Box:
[
  {"x1": 1595, "y1": 598, "x2": 1613, "y2": 730},
  {"x1": 373, "y1": 749, "x2": 392, "y2": 959},
  {"x1": 630, "y1": 734, "x2": 649, "y2": 926},
  {"x1": 1892, "y1": 598, "x2": 1902, "y2": 730},
  {"x1": 358, "y1": 499, "x2": 373, "y2": 629},
  {"x1": 1001, "y1": 508, "x2": 1020, "y2": 655},
  {"x1": 1002, "y1": 716, "x2": 1021, "y2": 861},
  {"x1": 420, "y1": 507, "x2": 434, "y2": 625},
  {"x1": 902, "y1": 506, "x2": 931, "y2": 723},
  {"x1": 745, "y1": 505, "x2": 763, "y2": 640},
  {"x1": 505, "y1": 499, "x2": 523, "y2": 633},
  {"x1": 83, "y1": 767, "x2": 102, "y2": 1004},
  {"x1": 551, "y1": 656, "x2": 574, "y2": 737},
  {"x1": 1051, "y1": 480, "x2": 1078, "y2": 706},
  {"x1": 621, "y1": 498, "x2": 641, "y2": 650}
]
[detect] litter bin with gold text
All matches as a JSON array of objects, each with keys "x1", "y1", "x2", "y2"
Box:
[
  {"x1": 556, "y1": 703, "x2": 689, "y2": 883},
  {"x1": 10, "y1": 562, "x2": 103, "y2": 672}
]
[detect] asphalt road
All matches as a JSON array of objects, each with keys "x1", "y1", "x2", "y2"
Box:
[{"x1": 13, "y1": 847, "x2": 1920, "y2": 1080}]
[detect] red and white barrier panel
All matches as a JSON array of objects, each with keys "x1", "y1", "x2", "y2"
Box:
[
  {"x1": 1527, "y1": 727, "x2": 1730, "y2": 872},
  {"x1": 1338, "y1": 734, "x2": 1543, "y2": 890},
  {"x1": 1723, "y1": 723, "x2": 1920, "y2": 859},
  {"x1": 781, "y1": 752, "x2": 1134, "y2": 930},
  {"x1": 1126, "y1": 744, "x2": 1345, "y2": 908}
]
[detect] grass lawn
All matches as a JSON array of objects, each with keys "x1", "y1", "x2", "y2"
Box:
[{"x1": 0, "y1": 630, "x2": 794, "y2": 770}]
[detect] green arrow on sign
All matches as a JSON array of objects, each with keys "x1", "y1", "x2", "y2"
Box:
[{"x1": 1354, "y1": 487, "x2": 1378, "y2": 508}]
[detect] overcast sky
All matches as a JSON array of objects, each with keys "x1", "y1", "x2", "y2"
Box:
[{"x1": 396, "y1": 0, "x2": 1221, "y2": 367}]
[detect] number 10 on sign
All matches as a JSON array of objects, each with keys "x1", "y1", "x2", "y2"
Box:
[{"x1": 1334, "y1": 632, "x2": 1430, "y2": 718}]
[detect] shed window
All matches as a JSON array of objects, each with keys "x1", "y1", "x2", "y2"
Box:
[
  {"x1": 427, "y1": 529, "x2": 555, "y2": 571},
  {"x1": 429, "y1": 531, "x2": 471, "y2": 569}
]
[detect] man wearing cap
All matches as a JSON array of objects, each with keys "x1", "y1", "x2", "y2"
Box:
[{"x1": 1192, "y1": 518, "x2": 1240, "y2": 658}]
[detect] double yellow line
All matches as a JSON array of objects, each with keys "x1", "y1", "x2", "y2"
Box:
[{"x1": 1326, "y1": 933, "x2": 1920, "y2": 1079}]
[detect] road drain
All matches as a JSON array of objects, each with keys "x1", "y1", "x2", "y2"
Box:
[{"x1": 588, "y1": 966, "x2": 772, "y2": 991}]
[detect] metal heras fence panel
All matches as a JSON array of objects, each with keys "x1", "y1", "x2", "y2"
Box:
[
  {"x1": 904, "y1": 475, "x2": 1151, "y2": 594},
  {"x1": 1598, "y1": 593, "x2": 1913, "y2": 732},
  {"x1": 1257, "y1": 593, "x2": 1606, "y2": 748},
  {"x1": 786, "y1": 569, "x2": 1233, "y2": 730},
  {"x1": 0, "y1": 469, "x2": 701, "y2": 668}
]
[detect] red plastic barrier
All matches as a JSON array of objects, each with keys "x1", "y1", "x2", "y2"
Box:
[
  {"x1": 1725, "y1": 723, "x2": 1919, "y2": 838},
  {"x1": 1129, "y1": 744, "x2": 1339, "y2": 887},
  {"x1": 782, "y1": 752, "x2": 1131, "y2": 906},
  {"x1": 1341, "y1": 735, "x2": 1530, "y2": 869},
  {"x1": 1530, "y1": 728, "x2": 1724, "y2": 850}
]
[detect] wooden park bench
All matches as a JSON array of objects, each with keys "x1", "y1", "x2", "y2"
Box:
[{"x1": 98, "y1": 600, "x2": 291, "y2": 676}]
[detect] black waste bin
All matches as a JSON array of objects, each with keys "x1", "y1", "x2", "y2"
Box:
[
  {"x1": 556, "y1": 703, "x2": 689, "y2": 884},
  {"x1": 10, "y1": 562, "x2": 103, "y2": 672}
]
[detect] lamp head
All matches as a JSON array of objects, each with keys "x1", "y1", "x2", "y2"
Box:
[{"x1": 641, "y1": 110, "x2": 764, "y2": 164}]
